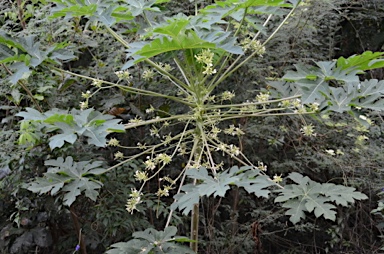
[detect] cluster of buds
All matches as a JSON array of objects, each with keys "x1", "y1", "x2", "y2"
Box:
[
  {"x1": 115, "y1": 70, "x2": 132, "y2": 80},
  {"x1": 240, "y1": 38, "x2": 266, "y2": 56},
  {"x1": 79, "y1": 90, "x2": 91, "y2": 110},
  {"x1": 224, "y1": 124, "x2": 245, "y2": 136},
  {"x1": 126, "y1": 188, "x2": 142, "y2": 214},
  {"x1": 195, "y1": 49, "x2": 217, "y2": 76},
  {"x1": 143, "y1": 153, "x2": 173, "y2": 171},
  {"x1": 215, "y1": 143, "x2": 241, "y2": 157}
]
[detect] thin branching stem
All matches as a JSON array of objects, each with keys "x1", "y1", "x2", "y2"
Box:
[{"x1": 210, "y1": 1, "x2": 302, "y2": 90}]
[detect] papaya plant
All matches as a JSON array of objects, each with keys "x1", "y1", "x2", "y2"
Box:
[{"x1": 3, "y1": 0, "x2": 384, "y2": 253}]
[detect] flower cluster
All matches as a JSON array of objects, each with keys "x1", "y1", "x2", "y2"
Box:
[
  {"x1": 240, "y1": 38, "x2": 266, "y2": 56},
  {"x1": 79, "y1": 101, "x2": 88, "y2": 110},
  {"x1": 221, "y1": 91, "x2": 235, "y2": 101},
  {"x1": 142, "y1": 69, "x2": 155, "y2": 81},
  {"x1": 195, "y1": 49, "x2": 216, "y2": 76},
  {"x1": 256, "y1": 92, "x2": 270, "y2": 103},
  {"x1": 126, "y1": 188, "x2": 142, "y2": 214},
  {"x1": 157, "y1": 62, "x2": 173, "y2": 72},
  {"x1": 143, "y1": 153, "x2": 173, "y2": 171},
  {"x1": 115, "y1": 70, "x2": 132, "y2": 80},
  {"x1": 215, "y1": 143, "x2": 240, "y2": 157},
  {"x1": 114, "y1": 151, "x2": 124, "y2": 160},
  {"x1": 92, "y1": 79, "x2": 102, "y2": 87},
  {"x1": 134, "y1": 170, "x2": 148, "y2": 182},
  {"x1": 224, "y1": 124, "x2": 245, "y2": 136},
  {"x1": 107, "y1": 138, "x2": 120, "y2": 147},
  {"x1": 300, "y1": 124, "x2": 316, "y2": 137}
]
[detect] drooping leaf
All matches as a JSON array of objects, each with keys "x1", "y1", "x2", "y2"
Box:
[
  {"x1": 236, "y1": 171, "x2": 274, "y2": 198},
  {"x1": 173, "y1": 166, "x2": 275, "y2": 215},
  {"x1": 171, "y1": 184, "x2": 199, "y2": 215},
  {"x1": 186, "y1": 167, "x2": 237, "y2": 197}
]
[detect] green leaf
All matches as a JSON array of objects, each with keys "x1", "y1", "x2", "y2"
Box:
[
  {"x1": 236, "y1": 170, "x2": 274, "y2": 198},
  {"x1": 274, "y1": 57, "x2": 384, "y2": 112},
  {"x1": 153, "y1": 18, "x2": 190, "y2": 38},
  {"x1": 321, "y1": 183, "x2": 368, "y2": 206},
  {"x1": 171, "y1": 184, "x2": 199, "y2": 215},
  {"x1": 282, "y1": 199, "x2": 307, "y2": 224},
  {"x1": 134, "y1": 32, "x2": 216, "y2": 62},
  {"x1": 48, "y1": 122, "x2": 79, "y2": 149},
  {"x1": 326, "y1": 87, "x2": 353, "y2": 113},
  {"x1": 106, "y1": 227, "x2": 194, "y2": 254},
  {"x1": 17, "y1": 108, "x2": 125, "y2": 149},
  {"x1": 62, "y1": 182, "x2": 82, "y2": 206},
  {"x1": 26, "y1": 156, "x2": 107, "y2": 206},
  {"x1": 173, "y1": 166, "x2": 275, "y2": 215},
  {"x1": 186, "y1": 167, "x2": 236, "y2": 197},
  {"x1": 49, "y1": 133, "x2": 77, "y2": 149},
  {"x1": 275, "y1": 173, "x2": 367, "y2": 224},
  {"x1": 44, "y1": 114, "x2": 74, "y2": 125},
  {"x1": 336, "y1": 51, "x2": 384, "y2": 72},
  {"x1": 27, "y1": 173, "x2": 70, "y2": 195},
  {"x1": 16, "y1": 107, "x2": 45, "y2": 120},
  {"x1": 50, "y1": 4, "x2": 98, "y2": 19}
]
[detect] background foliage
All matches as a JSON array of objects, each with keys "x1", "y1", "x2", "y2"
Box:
[{"x1": 1, "y1": 0, "x2": 384, "y2": 253}]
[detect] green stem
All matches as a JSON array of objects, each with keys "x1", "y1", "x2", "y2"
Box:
[
  {"x1": 206, "y1": 95, "x2": 302, "y2": 109},
  {"x1": 51, "y1": 67, "x2": 193, "y2": 106},
  {"x1": 124, "y1": 114, "x2": 192, "y2": 129},
  {"x1": 189, "y1": 135, "x2": 203, "y2": 253},
  {"x1": 210, "y1": 1, "x2": 302, "y2": 90}
]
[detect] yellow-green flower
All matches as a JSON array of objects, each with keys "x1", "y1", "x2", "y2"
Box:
[
  {"x1": 92, "y1": 79, "x2": 102, "y2": 87},
  {"x1": 273, "y1": 174, "x2": 283, "y2": 183},
  {"x1": 134, "y1": 170, "x2": 148, "y2": 182},
  {"x1": 221, "y1": 91, "x2": 235, "y2": 101},
  {"x1": 142, "y1": 69, "x2": 155, "y2": 80},
  {"x1": 108, "y1": 138, "x2": 120, "y2": 147},
  {"x1": 144, "y1": 157, "x2": 156, "y2": 170},
  {"x1": 114, "y1": 151, "x2": 124, "y2": 160},
  {"x1": 300, "y1": 124, "x2": 316, "y2": 137}
]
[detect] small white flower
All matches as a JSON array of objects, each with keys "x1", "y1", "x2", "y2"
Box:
[{"x1": 325, "y1": 149, "x2": 335, "y2": 156}]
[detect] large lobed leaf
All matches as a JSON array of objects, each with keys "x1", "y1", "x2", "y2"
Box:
[
  {"x1": 270, "y1": 53, "x2": 384, "y2": 113},
  {"x1": 0, "y1": 30, "x2": 75, "y2": 84},
  {"x1": 172, "y1": 166, "x2": 275, "y2": 215},
  {"x1": 16, "y1": 108, "x2": 125, "y2": 149},
  {"x1": 105, "y1": 226, "x2": 194, "y2": 254},
  {"x1": 275, "y1": 172, "x2": 367, "y2": 224},
  {"x1": 26, "y1": 156, "x2": 108, "y2": 206}
]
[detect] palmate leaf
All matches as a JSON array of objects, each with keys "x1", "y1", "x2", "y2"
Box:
[
  {"x1": 26, "y1": 156, "x2": 107, "y2": 207},
  {"x1": 123, "y1": 11, "x2": 243, "y2": 68},
  {"x1": 134, "y1": 31, "x2": 216, "y2": 62},
  {"x1": 17, "y1": 108, "x2": 125, "y2": 149},
  {"x1": 272, "y1": 54, "x2": 384, "y2": 113},
  {"x1": 0, "y1": 30, "x2": 75, "y2": 83},
  {"x1": 186, "y1": 167, "x2": 239, "y2": 197},
  {"x1": 326, "y1": 87, "x2": 354, "y2": 113},
  {"x1": 172, "y1": 166, "x2": 274, "y2": 215},
  {"x1": 328, "y1": 79, "x2": 384, "y2": 112},
  {"x1": 236, "y1": 171, "x2": 274, "y2": 198},
  {"x1": 171, "y1": 184, "x2": 199, "y2": 215},
  {"x1": 336, "y1": 51, "x2": 384, "y2": 72},
  {"x1": 282, "y1": 61, "x2": 359, "y2": 104},
  {"x1": 275, "y1": 172, "x2": 367, "y2": 224},
  {"x1": 27, "y1": 173, "x2": 70, "y2": 195},
  {"x1": 106, "y1": 227, "x2": 194, "y2": 254}
]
